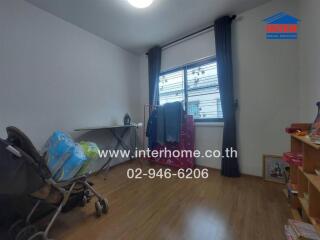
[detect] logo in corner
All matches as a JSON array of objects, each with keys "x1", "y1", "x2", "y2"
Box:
[{"x1": 263, "y1": 12, "x2": 300, "y2": 40}]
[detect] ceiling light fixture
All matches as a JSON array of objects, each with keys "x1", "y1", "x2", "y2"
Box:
[{"x1": 128, "y1": 0, "x2": 153, "y2": 9}]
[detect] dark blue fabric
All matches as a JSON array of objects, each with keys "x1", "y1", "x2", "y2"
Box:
[
  {"x1": 148, "y1": 47, "x2": 162, "y2": 106},
  {"x1": 146, "y1": 102, "x2": 184, "y2": 147},
  {"x1": 146, "y1": 109, "x2": 158, "y2": 148},
  {"x1": 156, "y1": 106, "x2": 165, "y2": 145},
  {"x1": 164, "y1": 102, "x2": 183, "y2": 143},
  {"x1": 214, "y1": 16, "x2": 240, "y2": 177}
]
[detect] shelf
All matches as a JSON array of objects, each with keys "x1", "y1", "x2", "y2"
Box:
[
  {"x1": 287, "y1": 125, "x2": 320, "y2": 234},
  {"x1": 291, "y1": 134, "x2": 320, "y2": 150},
  {"x1": 299, "y1": 197, "x2": 310, "y2": 217},
  {"x1": 290, "y1": 208, "x2": 302, "y2": 221},
  {"x1": 298, "y1": 166, "x2": 315, "y2": 180},
  {"x1": 297, "y1": 168, "x2": 320, "y2": 204},
  {"x1": 307, "y1": 174, "x2": 320, "y2": 192},
  {"x1": 299, "y1": 167, "x2": 320, "y2": 192},
  {"x1": 298, "y1": 196, "x2": 320, "y2": 234}
]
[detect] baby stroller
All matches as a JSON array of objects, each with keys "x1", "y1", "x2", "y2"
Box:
[{"x1": 0, "y1": 127, "x2": 108, "y2": 240}]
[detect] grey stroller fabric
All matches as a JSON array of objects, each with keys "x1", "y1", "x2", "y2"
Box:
[
  {"x1": 7, "y1": 126, "x2": 51, "y2": 179},
  {"x1": 0, "y1": 138, "x2": 44, "y2": 195}
]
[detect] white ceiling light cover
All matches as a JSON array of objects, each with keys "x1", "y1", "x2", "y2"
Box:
[{"x1": 128, "y1": 0, "x2": 154, "y2": 8}]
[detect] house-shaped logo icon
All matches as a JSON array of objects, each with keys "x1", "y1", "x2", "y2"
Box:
[{"x1": 263, "y1": 12, "x2": 300, "y2": 40}]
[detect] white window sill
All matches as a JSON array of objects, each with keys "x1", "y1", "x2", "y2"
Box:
[{"x1": 195, "y1": 122, "x2": 224, "y2": 127}]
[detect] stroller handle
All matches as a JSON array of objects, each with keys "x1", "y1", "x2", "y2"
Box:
[{"x1": 6, "y1": 145, "x2": 22, "y2": 158}]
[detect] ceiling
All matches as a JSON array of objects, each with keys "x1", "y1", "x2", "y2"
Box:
[{"x1": 26, "y1": 0, "x2": 270, "y2": 54}]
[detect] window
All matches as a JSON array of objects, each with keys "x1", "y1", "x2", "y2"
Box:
[
  {"x1": 159, "y1": 70, "x2": 184, "y2": 105},
  {"x1": 159, "y1": 58, "x2": 223, "y2": 122}
]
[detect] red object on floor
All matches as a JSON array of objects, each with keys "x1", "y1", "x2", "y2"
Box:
[
  {"x1": 149, "y1": 115, "x2": 195, "y2": 169},
  {"x1": 283, "y1": 152, "x2": 303, "y2": 166}
]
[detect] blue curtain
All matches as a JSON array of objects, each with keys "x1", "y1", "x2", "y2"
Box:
[
  {"x1": 214, "y1": 16, "x2": 240, "y2": 177},
  {"x1": 148, "y1": 46, "x2": 162, "y2": 106}
]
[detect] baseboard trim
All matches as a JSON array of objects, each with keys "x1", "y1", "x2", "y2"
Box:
[{"x1": 195, "y1": 164, "x2": 263, "y2": 179}]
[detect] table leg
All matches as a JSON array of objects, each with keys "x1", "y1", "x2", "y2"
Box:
[{"x1": 97, "y1": 127, "x2": 132, "y2": 175}]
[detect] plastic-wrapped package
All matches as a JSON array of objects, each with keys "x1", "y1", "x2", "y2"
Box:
[
  {"x1": 76, "y1": 141, "x2": 100, "y2": 176},
  {"x1": 54, "y1": 144, "x2": 87, "y2": 181},
  {"x1": 46, "y1": 131, "x2": 75, "y2": 176}
]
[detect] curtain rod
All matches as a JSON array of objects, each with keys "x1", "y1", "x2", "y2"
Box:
[
  {"x1": 145, "y1": 15, "x2": 236, "y2": 56},
  {"x1": 162, "y1": 24, "x2": 214, "y2": 49},
  {"x1": 145, "y1": 24, "x2": 214, "y2": 56}
]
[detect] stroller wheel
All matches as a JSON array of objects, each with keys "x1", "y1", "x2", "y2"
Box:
[
  {"x1": 84, "y1": 189, "x2": 93, "y2": 201},
  {"x1": 80, "y1": 196, "x2": 88, "y2": 207},
  {"x1": 84, "y1": 189, "x2": 91, "y2": 197},
  {"x1": 15, "y1": 225, "x2": 37, "y2": 240},
  {"x1": 95, "y1": 201, "x2": 103, "y2": 218},
  {"x1": 9, "y1": 220, "x2": 26, "y2": 240},
  {"x1": 100, "y1": 199, "x2": 109, "y2": 214}
]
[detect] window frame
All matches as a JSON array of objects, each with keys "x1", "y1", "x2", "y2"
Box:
[{"x1": 159, "y1": 57, "x2": 223, "y2": 123}]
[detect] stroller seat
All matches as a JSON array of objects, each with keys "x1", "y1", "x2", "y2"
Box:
[
  {"x1": 0, "y1": 127, "x2": 109, "y2": 240},
  {"x1": 7, "y1": 127, "x2": 51, "y2": 180}
]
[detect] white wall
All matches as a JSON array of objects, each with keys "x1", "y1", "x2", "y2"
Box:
[
  {"x1": 298, "y1": 0, "x2": 320, "y2": 122},
  {"x1": 0, "y1": 0, "x2": 140, "y2": 155},
  {"x1": 233, "y1": 0, "x2": 299, "y2": 176},
  {"x1": 139, "y1": 0, "x2": 300, "y2": 176}
]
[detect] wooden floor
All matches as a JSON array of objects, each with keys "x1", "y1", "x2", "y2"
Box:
[{"x1": 50, "y1": 160, "x2": 289, "y2": 240}]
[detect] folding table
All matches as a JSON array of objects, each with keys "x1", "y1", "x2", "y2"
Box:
[{"x1": 74, "y1": 125, "x2": 137, "y2": 174}]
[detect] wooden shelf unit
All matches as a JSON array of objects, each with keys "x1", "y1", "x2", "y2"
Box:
[
  {"x1": 287, "y1": 123, "x2": 320, "y2": 233},
  {"x1": 291, "y1": 134, "x2": 320, "y2": 151}
]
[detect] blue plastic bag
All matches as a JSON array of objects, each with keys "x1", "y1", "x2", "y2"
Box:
[
  {"x1": 54, "y1": 144, "x2": 87, "y2": 181},
  {"x1": 46, "y1": 131, "x2": 75, "y2": 176}
]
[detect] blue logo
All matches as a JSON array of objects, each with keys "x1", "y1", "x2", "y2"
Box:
[{"x1": 263, "y1": 12, "x2": 300, "y2": 40}]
